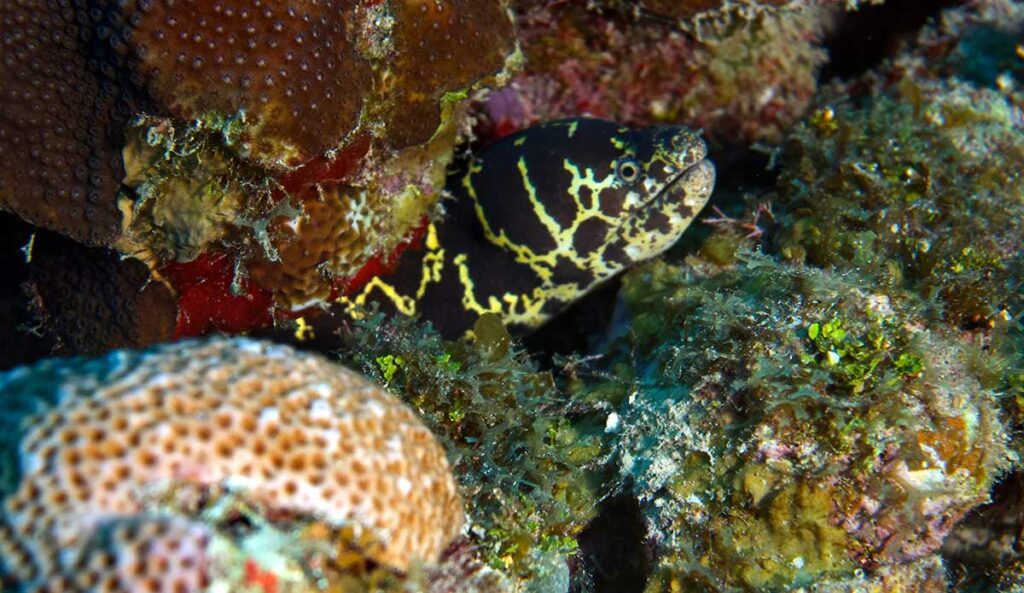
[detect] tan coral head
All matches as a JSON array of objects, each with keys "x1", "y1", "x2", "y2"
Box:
[{"x1": 0, "y1": 338, "x2": 463, "y2": 591}]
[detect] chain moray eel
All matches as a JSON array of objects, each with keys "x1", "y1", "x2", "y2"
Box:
[{"x1": 339, "y1": 117, "x2": 715, "y2": 338}]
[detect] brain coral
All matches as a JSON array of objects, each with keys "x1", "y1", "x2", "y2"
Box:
[{"x1": 0, "y1": 338, "x2": 463, "y2": 591}]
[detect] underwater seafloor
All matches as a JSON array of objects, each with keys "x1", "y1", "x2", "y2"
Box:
[{"x1": 1, "y1": 1, "x2": 1023, "y2": 592}]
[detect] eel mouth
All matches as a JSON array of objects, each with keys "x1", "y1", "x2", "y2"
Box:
[{"x1": 649, "y1": 158, "x2": 716, "y2": 214}]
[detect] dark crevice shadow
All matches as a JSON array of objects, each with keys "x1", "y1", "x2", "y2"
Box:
[
  {"x1": 822, "y1": 0, "x2": 964, "y2": 82},
  {"x1": 572, "y1": 494, "x2": 653, "y2": 593}
]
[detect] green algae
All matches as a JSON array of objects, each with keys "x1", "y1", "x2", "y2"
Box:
[
  {"x1": 330, "y1": 310, "x2": 606, "y2": 587},
  {"x1": 768, "y1": 77, "x2": 1024, "y2": 466},
  {"x1": 773, "y1": 79, "x2": 1024, "y2": 330},
  {"x1": 576, "y1": 253, "x2": 1010, "y2": 592}
]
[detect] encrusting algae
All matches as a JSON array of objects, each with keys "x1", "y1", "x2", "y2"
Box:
[
  {"x1": 484, "y1": 0, "x2": 830, "y2": 145},
  {"x1": 581, "y1": 254, "x2": 1012, "y2": 592}
]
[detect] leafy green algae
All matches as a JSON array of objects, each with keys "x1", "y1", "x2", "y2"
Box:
[{"x1": 770, "y1": 76, "x2": 1024, "y2": 459}]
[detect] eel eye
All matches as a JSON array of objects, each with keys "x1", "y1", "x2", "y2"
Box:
[{"x1": 616, "y1": 158, "x2": 640, "y2": 183}]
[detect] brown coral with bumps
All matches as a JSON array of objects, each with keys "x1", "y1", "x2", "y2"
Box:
[
  {"x1": 249, "y1": 185, "x2": 384, "y2": 310},
  {"x1": 384, "y1": 0, "x2": 517, "y2": 148},
  {"x1": 0, "y1": 1, "x2": 142, "y2": 245},
  {"x1": 23, "y1": 234, "x2": 178, "y2": 356},
  {"x1": 125, "y1": 0, "x2": 516, "y2": 164},
  {"x1": 0, "y1": 338, "x2": 464, "y2": 590},
  {"x1": 127, "y1": 0, "x2": 371, "y2": 168},
  {"x1": 1, "y1": 0, "x2": 516, "y2": 272}
]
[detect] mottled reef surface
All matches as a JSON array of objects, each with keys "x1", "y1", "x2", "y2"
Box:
[{"x1": 0, "y1": 1, "x2": 1023, "y2": 592}]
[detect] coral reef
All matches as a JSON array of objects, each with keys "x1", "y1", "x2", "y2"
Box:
[
  {"x1": 248, "y1": 183, "x2": 379, "y2": 310},
  {"x1": 1, "y1": 0, "x2": 519, "y2": 324},
  {"x1": 829, "y1": 0, "x2": 1024, "y2": 110},
  {"x1": 123, "y1": 0, "x2": 516, "y2": 167},
  {"x1": 0, "y1": 338, "x2": 463, "y2": 590},
  {"x1": 124, "y1": 0, "x2": 517, "y2": 316},
  {"x1": 597, "y1": 0, "x2": 893, "y2": 32},
  {"x1": 0, "y1": 1, "x2": 145, "y2": 245},
  {"x1": 774, "y1": 80, "x2": 1024, "y2": 331},
  {"x1": 768, "y1": 78, "x2": 1024, "y2": 459},
  {"x1": 161, "y1": 252, "x2": 275, "y2": 338},
  {"x1": 480, "y1": 1, "x2": 828, "y2": 145},
  {"x1": 630, "y1": 23, "x2": 1024, "y2": 589},
  {"x1": 22, "y1": 235, "x2": 178, "y2": 356},
  {"x1": 117, "y1": 114, "x2": 271, "y2": 264},
  {"x1": 381, "y1": 0, "x2": 517, "y2": 149},
  {"x1": 577, "y1": 255, "x2": 1010, "y2": 591},
  {"x1": 318, "y1": 312, "x2": 606, "y2": 589},
  {"x1": 2, "y1": 2, "x2": 1022, "y2": 592}
]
